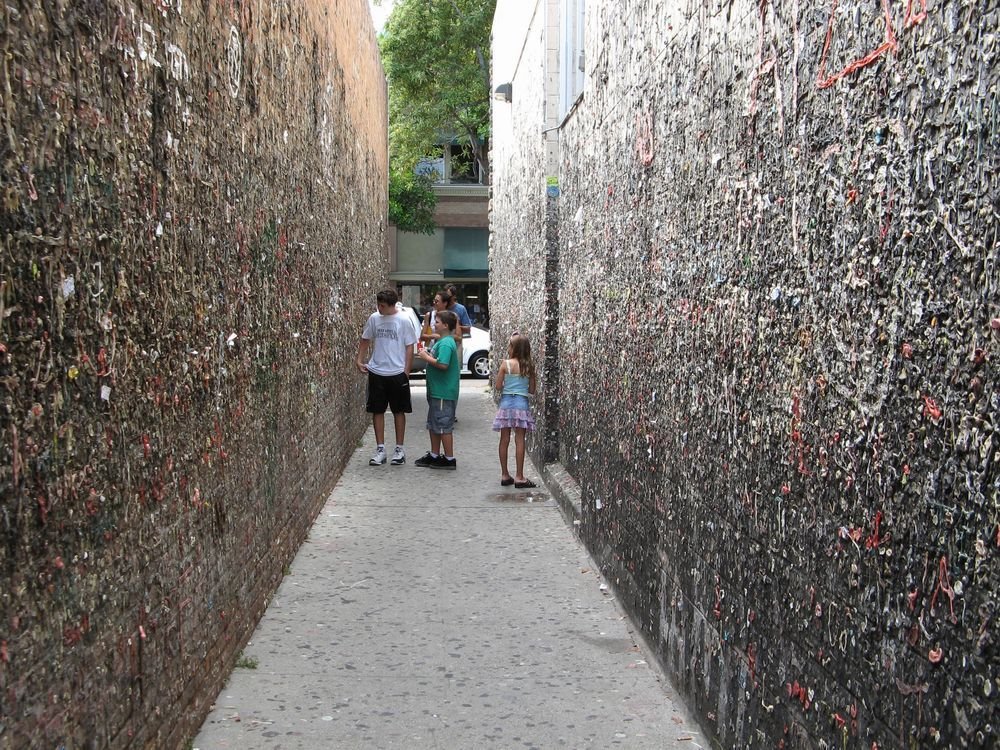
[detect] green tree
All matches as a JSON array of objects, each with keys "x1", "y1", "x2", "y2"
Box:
[
  {"x1": 378, "y1": 0, "x2": 495, "y2": 233},
  {"x1": 388, "y1": 170, "x2": 437, "y2": 234}
]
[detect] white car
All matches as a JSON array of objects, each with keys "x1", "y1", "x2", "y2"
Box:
[
  {"x1": 403, "y1": 308, "x2": 491, "y2": 378},
  {"x1": 461, "y1": 325, "x2": 492, "y2": 378}
]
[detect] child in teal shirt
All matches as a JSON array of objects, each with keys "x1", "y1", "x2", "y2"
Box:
[{"x1": 414, "y1": 310, "x2": 460, "y2": 469}]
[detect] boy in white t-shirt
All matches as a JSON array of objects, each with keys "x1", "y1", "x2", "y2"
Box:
[{"x1": 355, "y1": 289, "x2": 418, "y2": 466}]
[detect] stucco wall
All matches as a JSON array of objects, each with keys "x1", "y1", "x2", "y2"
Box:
[
  {"x1": 0, "y1": 1, "x2": 386, "y2": 746},
  {"x1": 491, "y1": 0, "x2": 998, "y2": 747}
]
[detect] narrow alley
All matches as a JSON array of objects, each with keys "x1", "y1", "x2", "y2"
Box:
[
  {"x1": 193, "y1": 381, "x2": 707, "y2": 749},
  {"x1": 2, "y1": 0, "x2": 996, "y2": 747}
]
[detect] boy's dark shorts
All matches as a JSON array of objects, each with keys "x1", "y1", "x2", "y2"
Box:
[{"x1": 366, "y1": 372, "x2": 412, "y2": 414}]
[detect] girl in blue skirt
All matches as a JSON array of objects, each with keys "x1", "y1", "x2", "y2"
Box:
[{"x1": 492, "y1": 334, "x2": 537, "y2": 488}]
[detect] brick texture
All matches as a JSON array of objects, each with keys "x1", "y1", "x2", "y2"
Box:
[
  {"x1": 491, "y1": 1, "x2": 998, "y2": 747},
  {"x1": 0, "y1": 1, "x2": 386, "y2": 747}
]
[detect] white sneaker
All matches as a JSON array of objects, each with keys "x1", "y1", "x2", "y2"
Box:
[
  {"x1": 390, "y1": 447, "x2": 406, "y2": 465},
  {"x1": 369, "y1": 448, "x2": 387, "y2": 466}
]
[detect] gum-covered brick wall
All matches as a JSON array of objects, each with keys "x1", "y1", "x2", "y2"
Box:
[
  {"x1": 491, "y1": 0, "x2": 998, "y2": 747},
  {"x1": 0, "y1": 1, "x2": 386, "y2": 746}
]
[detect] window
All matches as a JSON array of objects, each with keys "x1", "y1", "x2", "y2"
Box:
[
  {"x1": 447, "y1": 144, "x2": 481, "y2": 184},
  {"x1": 415, "y1": 157, "x2": 445, "y2": 181},
  {"x1": 414, "y1": 144, "x2": 484, "y2": 185},
  {"x1": 400, "y1": 283, "x2": 491, "y2": 327},
  {"x1": 559, "y1": 0, "x2": 586, "y2": 117}
]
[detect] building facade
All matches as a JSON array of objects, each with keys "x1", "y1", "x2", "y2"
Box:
[{"x1": 389, "y1": 182, "x2": 490, "y2": 323}]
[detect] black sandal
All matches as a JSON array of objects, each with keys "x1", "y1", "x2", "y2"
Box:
[
  {"x1": 500, "y1": 477, "x2": 514, "y2": 486},
  {"x1": 514, "y1": 480, "x2": 537, "y2": 489}
]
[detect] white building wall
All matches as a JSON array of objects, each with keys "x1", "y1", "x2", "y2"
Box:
[{"x1": 490, "y1": 1, "x2": 555, "y2": 322}]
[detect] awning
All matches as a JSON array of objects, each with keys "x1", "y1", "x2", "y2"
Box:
[{"x1": 443, "y1": 228, "x2": 488, "y2": 277}]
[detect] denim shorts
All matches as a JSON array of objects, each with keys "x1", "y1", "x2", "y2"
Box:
[
  {"x1": 426, "y1": 394, "x2": 457, "y2": 434},
  {"x1": 498, "y1": 394, "x2": 530, "y2": 411}
]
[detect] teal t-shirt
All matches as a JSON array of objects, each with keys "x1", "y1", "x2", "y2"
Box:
[{"x1": 426, "y1": 335, "x2": 460, "y2": 401}]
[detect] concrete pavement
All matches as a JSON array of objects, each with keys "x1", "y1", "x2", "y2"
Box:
[{"x1": 193, "y1": 381, "x2": 707, "y2": 749}]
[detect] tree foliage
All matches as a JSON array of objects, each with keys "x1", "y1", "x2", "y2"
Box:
[
  {"x1": 388, "y1": 170, "x2": 437, "y2": 234},
  {"x1": 379, "y1": 0, "x2": 496, "y2": 184}
]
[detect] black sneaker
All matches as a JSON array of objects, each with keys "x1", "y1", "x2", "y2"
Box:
[
  {"x1": 430, "y1": 456, "x2": 457, "y2": 470},
  {"x1": 414, "y1": 452, "x2": 436, "y2": 468}
]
